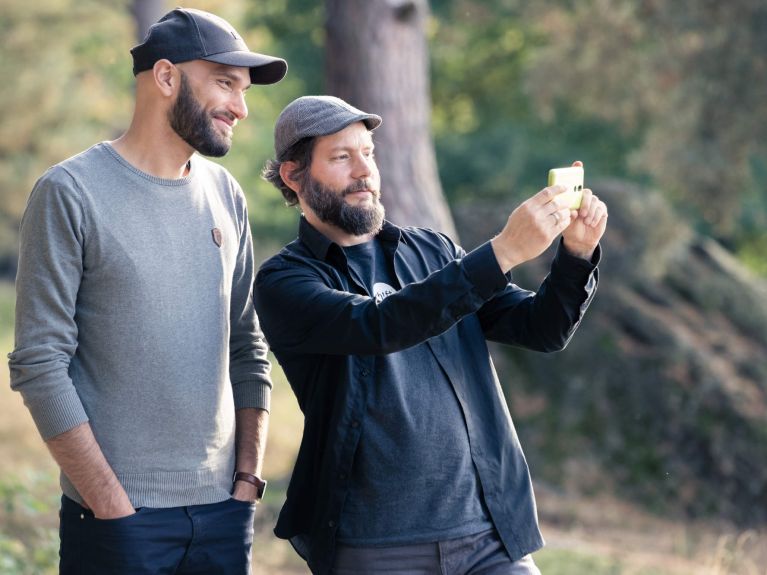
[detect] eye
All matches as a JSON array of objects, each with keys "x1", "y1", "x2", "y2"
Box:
[{"x1": 218, "y1": 79, "x2": 233, "y2": 91}]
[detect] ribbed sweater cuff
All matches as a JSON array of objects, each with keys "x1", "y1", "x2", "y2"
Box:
[
  {"x1": 233, "y1": 380, "x2": 271, "y2": 413},
  {"x1": 27, "y1": 387, "x2": 89, "y2": 440}
]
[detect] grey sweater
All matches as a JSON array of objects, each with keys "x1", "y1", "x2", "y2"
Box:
[{"x1": 8, "y1": 142, "x2": 272, "y2": 508}]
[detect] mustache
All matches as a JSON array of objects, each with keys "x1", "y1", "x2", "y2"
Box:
[
  {"x1": 213, "y1": 111, "x2": 237, "y2": 126},
  {"x1": 342, "y1": 180, "x2": 377, "y2": 196}
]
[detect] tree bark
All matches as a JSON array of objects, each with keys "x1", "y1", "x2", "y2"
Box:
[
  {"x1": 325, "y1": 0, "x2": 458, "y2": 239},
  {"x1": 131, "y1": 0, "x2": 167, "y2": 42}
]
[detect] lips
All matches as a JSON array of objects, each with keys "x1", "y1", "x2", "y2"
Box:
[
  {"x1": 343, "y1": 186, "x2": 377, "y2": 196},
  {"x1": 213, "y1": 114, "x2": 236, "y2": 134}
]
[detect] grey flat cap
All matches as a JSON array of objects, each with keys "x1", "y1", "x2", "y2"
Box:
[{"x1": 274, "y1": 95, "x2": 382, "y2": 160}]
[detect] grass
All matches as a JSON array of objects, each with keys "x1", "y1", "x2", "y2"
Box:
[
  {"x1": 535, "y1": 548, "x2": 642, "y2": 575},
  {"x1": 2, "y1": 280, "x2": 766, "y2": 574}
]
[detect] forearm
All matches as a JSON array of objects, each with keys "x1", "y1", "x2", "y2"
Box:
[
  {"x1": 46, "y1": 422, "x2": 133, "y2": 518},
  {"x1": 232, "y1": 407, "x2": 269, "y2": 500},
  {"x1": 480, "y1": 241, "x2": 599, "y2": 349}
]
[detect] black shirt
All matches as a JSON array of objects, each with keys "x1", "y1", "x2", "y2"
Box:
[
  {"x1": 254, "y1": 217, "x2": 599, "y2": 575},
  {"x1": 338, "y1": 238, "x2": 492, "y2": 545}
]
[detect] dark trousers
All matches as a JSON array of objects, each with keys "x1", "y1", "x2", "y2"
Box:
[
  {"x1": 332, "y1": 529, "x2": 541, "y2": 575},
  {"x1": 59, "y1": 494, "x2": 256, "y2": 575}
]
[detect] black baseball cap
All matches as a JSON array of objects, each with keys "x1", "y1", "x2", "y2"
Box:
[{"x1": 130, "y1": 8, "x2": 287, "y2": 85}]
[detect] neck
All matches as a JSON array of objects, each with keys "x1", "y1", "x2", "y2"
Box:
[
  {"x1": 303, "y1": 210, "x2": 376, "y2": 247},
  {"x1": 111, "y1": 114, "x2": 195, "y2": 180}
]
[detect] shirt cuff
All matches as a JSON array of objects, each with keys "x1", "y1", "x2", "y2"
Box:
[
  {"x1": 232, "y1": 380, "x2": 272, "y2": 413},
  {"x1": 461, "y1": 241, "x2": 509, "y2": 300},
  {"x1": 553, "y1": 240, "x2": 601, "y2": 279}
]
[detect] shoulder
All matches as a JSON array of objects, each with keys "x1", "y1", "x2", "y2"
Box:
[
  {"x1": 255, "y1": 238, "x2": 347, "y2": 297},
  {"x1": 32, "y1": 143, "x2": 124, "y2": 205},
  {"x1": 30, "y1": 163, "x2": 85, "y2": 209},
  {"x1": 29, "y1": 143, "x2": 127, "y2": 211},
  {"x1": 192, "y1": 154, "x2": 248, "y2": 208},
  {"x1": 193, "y1": 154, "x2": 240, "y2": 189},
  {"x1": 397, "y1": 225, "x2": 463, "y2": 259},
  {"x1": 257, "y1": 239, "x2": 311, "y2": 276},
  {"x1": 50, "y1": 143, "x2": 112, "y2": 183}
]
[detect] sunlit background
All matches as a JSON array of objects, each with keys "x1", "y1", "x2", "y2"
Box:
[{"x1": 1, "y1": 0, "x2": 766, "y2": 573}]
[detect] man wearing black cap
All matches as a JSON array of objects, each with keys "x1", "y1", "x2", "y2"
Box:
[
  {"x1": 9, "y1": 8, "x2": 286, "y2": 574},
  {"x1": 254, "y1": 96, "x2": 607, "y2": 574}
]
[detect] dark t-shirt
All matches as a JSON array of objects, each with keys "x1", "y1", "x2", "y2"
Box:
[{"x1": 337, "y1": 238, "x2": 492, "y2": 546}]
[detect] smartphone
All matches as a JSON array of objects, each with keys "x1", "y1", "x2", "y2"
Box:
[{"x1": 548, "y1": 166, "x2": 584, "y2": 209}]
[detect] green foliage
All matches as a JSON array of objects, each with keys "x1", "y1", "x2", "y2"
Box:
[
  {"x1": 233, "y1": 0, "x2": 325, "y2": 248},
  {"x1": 0, "y1": 472, "x2": 59, "y2": 575},
  {"x1": 0, "y1": 281, "x2": 15, "y2": 342},
  {"x1": 0, "y1": 0, "x2": 135, "y2": 276},
  {"x1": 738, "y1": 234, "x2": 767, "y2": 278},
  {"x1": 245, "y1": 0, "x2": 325, "y2": 95},
  {"x1": 427, "y1": 0, "x2": 645, "y2": 235},
  {"x1": 523, "y1": 0, "x2": 767, "y2": 244},
  {"x1": 2, "y1": 0, "x2": 764, "y2": 276}
]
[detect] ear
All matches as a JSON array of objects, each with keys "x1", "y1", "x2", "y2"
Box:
[
  {"x1": 152, "y1": 59, "x2": 178, "y2": 97},
  {"x1": 279, "y1": 161, "x2": 303, "y2": 194}
]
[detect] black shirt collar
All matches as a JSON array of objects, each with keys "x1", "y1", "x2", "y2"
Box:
[{"x1": 298, "y1": 216, "x2": 402, "y2": 262}]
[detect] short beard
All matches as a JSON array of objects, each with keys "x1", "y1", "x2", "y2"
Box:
[
  {"x1": 302, "y1": 176, "x2": 385, "y2": 237},
  {"x1": 168, "y1": 72, "x2": 231, "y2": 157}
]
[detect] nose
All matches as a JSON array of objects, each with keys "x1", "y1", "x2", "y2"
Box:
[
  {"x1": 230, "y1": 91, "x2": 248, "y2": 121},
  {"x1": 352, "y1": 153, "x2": 373, "y2": 180}
]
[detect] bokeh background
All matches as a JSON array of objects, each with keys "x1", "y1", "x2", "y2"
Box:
[{"x1": 1, "y1": 0, "x2": 766, "y2": 573}]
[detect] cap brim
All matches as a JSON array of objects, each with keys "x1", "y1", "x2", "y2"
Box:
[
  {"x1": 203, "y1": 51, "x2": 288, "y2": 85},
  {"x1": 360, "y1": 114, "x2": 382, "y2": 131},
  {"x1": 323, "y1": 114, "x2": 382, "y2": 137}
]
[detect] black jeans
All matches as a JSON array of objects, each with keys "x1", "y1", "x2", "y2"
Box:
[{"x1": 59, "y1": 495, "x2": 256, "y2": 575}]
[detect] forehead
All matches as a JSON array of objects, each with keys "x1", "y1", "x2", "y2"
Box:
[{"x1": 315, "y1": 122, "x2": 374, "y2": 151}]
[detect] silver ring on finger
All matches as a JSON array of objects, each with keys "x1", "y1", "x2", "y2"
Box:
[{"x1": 551, "y1": 212, "x2": 560, "y2": 225}]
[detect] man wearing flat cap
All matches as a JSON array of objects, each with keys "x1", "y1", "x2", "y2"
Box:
[
  {"x1": 255, "y1": 95, "x2": 608, "y2": 574},
  {"x1": 9, "y1": 8, "x2": 286, "y2": 574}
]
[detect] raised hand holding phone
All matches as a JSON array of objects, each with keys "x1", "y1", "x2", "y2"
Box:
[
  {"x1": 553, "y1": 161, "x2": 608, "y2": 260},
  {"x1": 490, "y1": 160, "x2": 607, "y2": 271}
]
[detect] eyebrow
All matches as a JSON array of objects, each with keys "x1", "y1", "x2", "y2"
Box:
[
  {"x1": 328, "y1": 140, "x2": 375, "y2": 152},
  {"x1": 214, "y1": 68, "x2": 251, "y2": 90}
]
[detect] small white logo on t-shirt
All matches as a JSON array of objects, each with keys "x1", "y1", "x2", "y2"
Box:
[{"x1": 373, "y1": 282, "x2": 397, "y2": 304}]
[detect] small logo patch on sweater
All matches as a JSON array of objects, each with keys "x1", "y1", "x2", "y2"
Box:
[{"x1": 211, "y1": 228, "x2": 223, "y2": 247}]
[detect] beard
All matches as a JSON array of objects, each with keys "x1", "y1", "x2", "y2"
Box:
[
  {"x1": 302, "y1": 175, "x2": 385, "y2": 237},
  {"x1": 168, "y1": 72, "x2": 232, "y2": 157}
]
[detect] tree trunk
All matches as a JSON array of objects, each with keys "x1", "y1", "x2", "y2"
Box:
[
  {"x1": 325, "y1": 0, "x2": 458, "y2": 239},
  {"x1": 131, "y1": 0, "x2": 167, "y2": 42}
]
